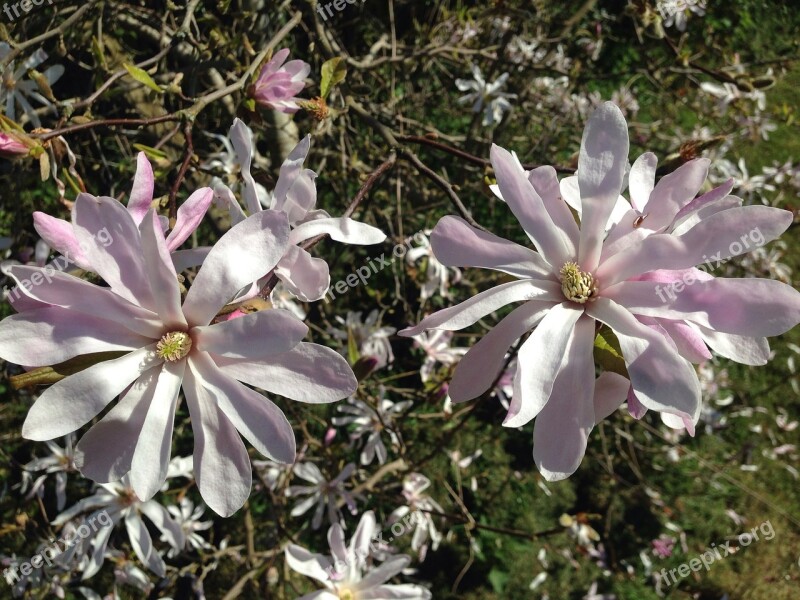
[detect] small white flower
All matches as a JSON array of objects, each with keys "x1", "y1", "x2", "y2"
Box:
[
  {"x1": 0, "y1": 42, "x2": 64, "y2": 127},
  {"x1": 455, "y1": 64, "x2": 516, "y2": 127},
  {"x1": 287, "y1": 462, "x2": 358, "y2": 530}
]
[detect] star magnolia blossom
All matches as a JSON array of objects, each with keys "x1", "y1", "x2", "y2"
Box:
[
  {"x1": 32, "y1": 152, "x2": 214, "y2": 274},
  {"x1": 252, "y1": 47, "x2": 310, "y2": 113},
  {"x1": 285, "y1": 510, "x2": 432, "y2": 600},
  {"x1": 401, "y1": 102, "x2": 800, "y2": 480},
  {"x1": 217, "y1": 118, "x2": 386, "y2": 302},
  {"x1": 0, "y1": 194, "x2": 357, "y2": 516}
]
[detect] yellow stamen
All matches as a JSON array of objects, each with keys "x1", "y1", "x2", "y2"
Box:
[
  {"x1": 156, "y1": 332, "x2": 192, "y2": 362},
  {"x1": 559, "y1": 262, "x2": 598, "y2": 304}
]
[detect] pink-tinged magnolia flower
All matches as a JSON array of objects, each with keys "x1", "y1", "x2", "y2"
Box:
[
  {"x1": 411, "y1": 330, "x2": 467, "y2": 383},
  {"x1": 32, "y1": 152, "x2": 214, "y2": 273},
  {"x1": 252, "y1": 48, "x2": 310, "y2": 113},
  {"x1": 216, "y1": 119, "x2": 386, "y2": 302},
  {"x1": 285, "y1": 510, "x2": 432, "y2": 600},
  {"x1": 0, "y1": 132, "x2": 28, "y2": 157},
  {"x1": 401, "y1": 102, "x2": 800, "y2": 481},
  {"x1": 0, "y1": 195, "x2": 357, "y2": 516}
]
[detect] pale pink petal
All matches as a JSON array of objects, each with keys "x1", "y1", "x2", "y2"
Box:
[
  {"x1": 532, "y1": 315, "x2": 596, "y2": 480},
  {"x1": 605, "y1": 278, "x2": 800, "y2": 337},
  {"x1": 281, "y1": 169, "x2": 317, "y2": 224},
  {"x1": 5, "y1": 265, "x2": 163, "y2": 338},
  {"x1": 626, "y1": 387, "x2": 648, "y2": 419},
  {"x1": 215, "y1": 342, "x2": 356, "y2": 403},
  {"x1": 130, "y1": 360, "x2": 185, "y2": 501},
  {"x1": 656, "y1": 319, "x2": 712, "y2": 363},
  {"x1": 182, "y1": 210, "x2": 290, "y2": 327},
  {"x1": 693, "y1": 324, "x2": 769, "y2": 366},
  {"x1": 125, "y1": 512, "x2": 165, "y2": 577},
  {"x1": 0, "y1": 307, "x2": 148, "y2": 366},
  {"x1": 351, "y1": 510, "x2": 376, "y2": 558},
  {"x1": 22, "y1": 345, "x2": 161, "y2": 441},
  {"x1": 273, "y1": 135, "x2": 312, "y2": 212},
  {"x1": 288, "y1": 217, "x2": 386, "y2": 246},
  {"x1": 670, "y1": 195, "x2": 742, "y2": 237},
  {"x1": 72, "y1": 193, "x2": 156, "y2": 309},
  {"x1": 140, "y1": 211, "x2": 185, "y2": 328},
  {"x1": 597, "y1": 206, "x2": 793, "y2": 287},
  {"x1": 430, "y1": 215, "x2": 553, "y2": 278},
  {"x1": 449, "y1": 300, "x2": 551, "y2": 402},
  {"x1": 74, "y1": 366, "x2": 161, "y2": 482},
  {"x1": 165, "y1": 187, "x2": 215, "y2": 251},
  {"x1": 356, "y1": 555, "x2": 411, "y2": 589},
  {"x1": 399, "y1": 279, "x2": 560, "y2": 337},
  {"x1": 171, "y1": 247, "x2": 211, "y2": 272},
  {"x1": 643, "y1": 158, "x2": 710, "y2": 231},
  {"x1": 504, "y1": 303, "x2": 584, "y2": 428},
  {"x1": 274, "y1": 245, "x2": 330, "y2": 301},
  {"x1": 228, "y1": 119, "x2": 261, "y2": 214},
  {"x1": 661, "y1": 412, "x2": 695, "y2": 437},
  {"x1": 190, "y1": 352, "x2": 296, "y2": 463},
  {"x1": 628, "y1": 152, "x2": 657, "y2": 212},
  {"x1": 127, "y1": 153, "x2": 155, "y2": 225},
  {"x1": 672, "y1": 178, "x2": 735, "y2": 224},
  {"x1": 586, "y1": 298, "x2": 700, "y2": 423},
  {"x1": 491, "y1": 145, "x2": 573, "y2": 266},
  {"x1": 285, "y1": 544, "x2": 333, "y2": 584},
  {"x1": 527, "y1": 165, "x2": 580, "y2": 255},
  {"x1": 194, "y1": 308, "x2": 307, "y2": 359},
  {"x1": 32, "y1": 212, "x2": 90, "y2": 270},
  {"x1": 183, "y1": 360, "x2": 252, "y2": 517},
  {"x1": 577, "y1": 102, "x2": 629, "y2": 272},
  {"x1": 592, "y1": 371, "x2": 631, "y2": 422}
]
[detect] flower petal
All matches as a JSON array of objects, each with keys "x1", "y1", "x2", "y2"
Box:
[
  {"x1": 586, "y1": 298, "x2": 700, "y2": 423},
  {"x1": 430, "y1": 215, "x2": 552, "y2": 278},
  {"x1": 183, "y1": 359, "x2": 252, "y2": 517},
  {"x1": 22, "y1": 345, "x2": 161, "y2": 441},
  {"x1": 527, "y1": 165, "x2": 580, "y2": 256},
  {"x1": 593, "y1": 371, "x2": 631, "y2": 422},
  {"x1": 182, "y1": 209, "x2": 290, "y2": 327},
  {"x1": 503, "y1": 303, "x2": 584, "y2": 428},
  {"x1": 692, "y1": 324, "x2": 769, "y2": 366},
  {"x1": 140, "y1": 210, "x2": 186, "y2": 328},
  {"x1": 194, "y1": 308, "x2": 307, "y2": 359},
  {"x1": 628, "y1": 152, "x2": 657, "y2": 212},
  {"x1": 399, "y1": 279, "x2": 560, "y2": 337},
  {"x1": 449, "y1": 300, "x2": 551, "y2": 403},
  {"x1": 127, "y1": 153, "x2": 155, "y2": 226},
  {"x1": 0, "y1": 307, "x2": 148, "y2": 366},
  {"x1": 288, "y1": 217, "x2": 386, "y2": 246},
  {"x1": 32, "y1": 212, "x2": 90, "y2": 270},
  {"x1": 215, "y1": 342, "x2": 357, "y2": 403},
  {"x1": 130, "y1": 360, "x2": 184, "y2": 501},
  {"x1": 285, "y1": 544, "x2": 333, "y2": 584},
  {"x1": 274, "y1": 245, "x2": 330, "y2": 301},
  {"x1": 577, "y1": 102, "x2": 629, "y2": 272},
  {"x1": 491, "y1": 145, "x2": 573, "y2": 266},
  {"x1": 165, "y1": 187, "x2": 215, "y2": 251},
  {"x1": 190, "y1": 353, "x2": 296, "y2": 463},
  {"x1": 644, "y1": 158, "x2": 710, "y2": 231}
]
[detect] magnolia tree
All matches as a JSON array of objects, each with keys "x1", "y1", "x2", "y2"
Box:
[{"x1": 1, "y1": 1, "x2": 799, "y2": 598}]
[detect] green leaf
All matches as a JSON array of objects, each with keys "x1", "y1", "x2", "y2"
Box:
[
  {"x1": 123, "y1": 63, "x2": 163, "y2": 94},
  {"x1": 320, "y1": 57, "x2": 347, "y2": 99},
  {"x1": 594, "y1": 330, "x2": 628, "y2": 377},
  {"x1": 132, "y1": 144, "x2": 168, "y2": 161},
  {"x1": 347, "y1": 328, "x2": 360, "y2": 365},
  {"x1": 488, "y1": 568, "x2": 509, "y2": 593}
]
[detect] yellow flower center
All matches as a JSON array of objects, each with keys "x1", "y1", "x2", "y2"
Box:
[
  {"x1": 559, "y1": 262, "x2": 598, "y2": 304},
  {"x1": 156, "y1": 331, "x2": 192, "y2": 362},
  {"x1": 339, "y1": 589, "x2": 356, "y2": 600}
]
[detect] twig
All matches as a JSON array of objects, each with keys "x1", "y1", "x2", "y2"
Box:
[{"x1": 169, "y1": 121, "x2": 195, "y2": 222}]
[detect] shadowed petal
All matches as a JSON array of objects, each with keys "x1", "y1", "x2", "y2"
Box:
[
  {"x1": 431, "y1": 215, "x2": 553, "y2": 278},
  {"x1": 533, "y1": 316, "x2": 596, "y2": 480},
  {"x1": 274, "y1": 245, "x2": 330, "y2": 301},
  {"x1": 166, "y1": 187, "x2": 215, "y2": 251},
  {"x1": 127, "y1": 153, "x2": 155, "y2": 225},
  {"x1": 577, "y1": 102, "x2": 629, "y2": 272},
  {"x1": 194, "y1": 308, "x2": 307, "y2": 359},
  {"x1": 140, "y1": 210, "x2": 185, "y2": 328},
  {"x1": 184, "y1": 359, "x2": 252, "y2": 517},
  {"x1": 593, "y1": 371, "x2": 631, "y2": 422},
  {"x1": 183, "y1": 210, "x2": 290, "y2": 327},
  {"x1": 504, "y1": 303, "x2": 584, "y2": 428},
  {"x1": 528, "y1": 165, "x2": 580, "y2": 256},
  {"x1": 215, "y1": 342, "x2": 356, "y2": 403},
  {"x1": 22, "y1": 345, "x2": 161, "y2": 441},
  {"x1": 190, "y1": 352, "x2": 296, "y2": 463},
  {"x1": 693, "y1": 324, "x2": 769, "y2": 366},
  {"x1": 449, "y1": 300, "x2": 551, "y2": 403}
]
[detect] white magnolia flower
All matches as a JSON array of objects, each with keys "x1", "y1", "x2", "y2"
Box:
[
  {"x1": 700, "y1": 81, "x2": 766, "y2": 114},
  {"x1": 388, "y1": 474, "x2": 443, "y2": 562},
  {"x1": 52, "y1": 475, "x2": 184, "y2": 578},
  {"x1": 286, "y1": 510, "x2": 432, "y2": 599},
  {"x1": 0, "y1": 42, "x2": 64, "y2": 127},
  {"x1": 19, "y1": 434, "x2": 75, "y2": 511},
  {"x1": 329, "y1": 310, "x2": 396, "y2": 369},
  {"x1": 411, "y1": 330, "x2": 467, "y2": 383},
  {"x1": 333, "y1": 390, "x2": 412, "y2": 465},
  {"x1": 287, "y1": 462, "x2": 358, "y2": 530},
  {"x1": 405, "y1": 231, "x2": 462, "y2": 301},
  {"x1": 165, "y1": 497, "x2": 213, "y2": 556},
  {"x1": 657, "y1": 0, "x2": 707, "y2": 31},
  {"x1": 455, "y1": 64, "x2": 516, "y2": 126}
]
